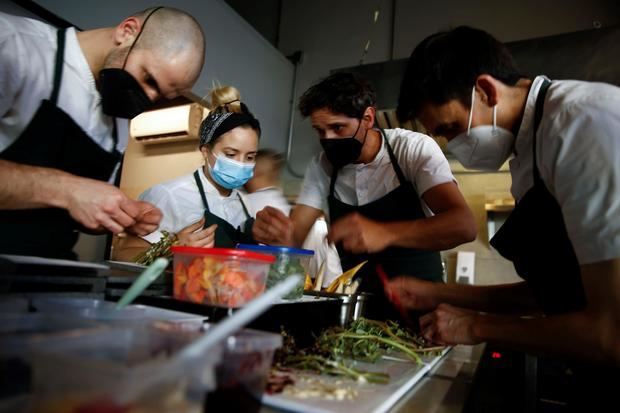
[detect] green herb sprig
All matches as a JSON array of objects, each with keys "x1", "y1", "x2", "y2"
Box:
[
  {"x1": 316, "y1": 318, "x2": 444, "y2": 364},
  {"x1": 133, "y1": 230, "x2": 178, "y2": 266},
  {"x1": 275, "y1": 318, "x2": 445, "y2": 387}
]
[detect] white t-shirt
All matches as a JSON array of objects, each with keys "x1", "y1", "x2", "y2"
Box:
[
  {"x1": 510, "y1": 75, "x2": 620, "y2": 264},
  {"x1": 245, "y1": 187, "x2": 292, "y2": 215},
  {"x1": 296, "y1": 128, "x2": 455, "y2": 218},
  {"x1": 0, "y1": 12, "x2": 120, "y2": 154},
  {"x1": 139, "y1": 168, "x2": 253, "y2": 244}
]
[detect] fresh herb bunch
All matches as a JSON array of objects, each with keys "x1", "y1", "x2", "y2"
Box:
[
  {"x1": 274, "y1": 319, "x2": 444, "y2": 386},
  {"x1": 316, "y1": 318, "x2": 444, "y2": 364},
  {"x1": 133, "y1": 230, "x2": 178, "y2": 265},
  {"x1": 267, "y1": 254, "x2": 306, "y2": 299},
  {"x1": 274, "y1": 328, "x2": 389, "y2": 384}
]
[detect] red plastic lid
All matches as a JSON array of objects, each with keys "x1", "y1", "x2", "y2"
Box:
[{"x1": 171, "y1": 246, "x2": 276, "y2": 263}]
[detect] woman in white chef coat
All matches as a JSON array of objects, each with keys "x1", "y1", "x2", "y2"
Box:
[{"x1": 115, "y1": 86, "x2": 260, "y2": 260}]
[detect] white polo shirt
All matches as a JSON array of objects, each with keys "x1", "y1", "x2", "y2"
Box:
[
  {"x1": 296, "y1": 128, "x2": 455, "y2": 218},
  {"x1": 139, "y1": 168, "x2": 253, "y2": 243},
  {"x1": 0, "y1": 12, "x2": 119, "y2": 153},
  {"x1": 510, "y1": 75, "x2": 620, "y2": 264}
]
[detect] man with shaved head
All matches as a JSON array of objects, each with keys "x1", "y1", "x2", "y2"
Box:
[{"x1": 0, "y1": 7, "x2": 206, "y2": 259}]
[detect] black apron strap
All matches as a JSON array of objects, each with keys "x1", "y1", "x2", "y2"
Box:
[
  {"x1": 193, "y1": 169, "x2": 210, "y2": 212},
  {"x1": 329, "y1": 168, "x2": 338, "y2": 198},
  {"x1": 110, "y1": 119, "x2": 119, "y2": 151},
  {"x1": 49, "y1": 27, "x2": 119, "y2": 151},
  {"x1": 380, "y1": 129, "x2": 408, "y2": 186},
  {"x1": 532, "y1": 80, "x2": 552, "y2": 184},
  {"x1": 237, "y1": 192, "x2": 255, "y2": 236},
  {"x1": 237, "y1": 193, "x2": 252, "y2": 220},
  {"x1": 49, "y1": 28, "x2": 66, "y2": 105}
]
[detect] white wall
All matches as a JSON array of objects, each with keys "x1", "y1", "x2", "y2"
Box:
[
  {"x1": 225, "y1": 0, "x2": 281, "y2": 46},
  {"x1": 278, "y1": 0, "x2": 620, "y2": 189}
]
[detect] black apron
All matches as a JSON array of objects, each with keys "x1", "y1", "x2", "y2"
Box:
[
  {"x1": 490, "y1": 80, "x2": 585, "y2": 314},
  {"x1": 491, "y1": 80, "x2": 615, "y2": 410},
  {"x1": 328, "y1": 130, "x2": 444, "y2": 299},
  {"x1": 0, "y1": 28, "x2": 121, "y2": 260},
  {"x1": 193, "y1": 170, "x2": 255, "y2": 248}
]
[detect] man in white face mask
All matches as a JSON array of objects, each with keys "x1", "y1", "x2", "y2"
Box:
[
  {"x1": 446, "y1": 85, "x2": 516, "y2": 171},
  {"x1": 394, "y1": 25, "x2": 620, "y2": 410}
]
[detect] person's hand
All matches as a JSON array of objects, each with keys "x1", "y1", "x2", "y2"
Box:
[
  {"x1": 176, "y1": 218, "x2": 217, "y2": 248},
  {"x1": 64, "y1": 178, "x2": 153, "y2": 234},
  {"x1": 125, "y1": 201, "x2": 162, "y2": 236},
  {"x1": 328, "y1": 212, "x2": 393, "y2": 253},
  {"x1": 419, "y1": 304, "x2": 481, "y2": 346},
  {"x1": 385, "y1": 276, "x2": 440, "y2": 312},
  {"x1": 252, "y1": 206, "x2": 294, "y2": 246}
]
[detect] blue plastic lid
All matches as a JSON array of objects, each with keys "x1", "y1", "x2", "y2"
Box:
[{"x1": 236, "y1": 243, "x2": 314, "y2": 256}]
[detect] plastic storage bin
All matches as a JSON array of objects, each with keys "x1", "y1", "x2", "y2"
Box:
[
  {"x1": 236, "y1": 244, "x2": 313, "y2": 300},
  {"x1": 30, "y1": 297, "x2": 206, "y2": 331},
  {"x1": 206, "y1": 327, "x2": 282, "y2": 413},
  {"x1": 26, "y1": 326, "x2": 222, "y2": 413},
  {"x1": 0, "y1": 313, "x2": 101, "y2": 339},
  {"x1": 171, "y1": 247, "x2": 275, "y2": 308},
  {"x1": 0, "y1": 313, "x2": 105, "y2": 403}
]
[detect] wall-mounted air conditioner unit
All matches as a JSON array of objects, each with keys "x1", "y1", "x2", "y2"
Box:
[{"x1": 129, "y1": 103, "x2": 207, "y2": 145}]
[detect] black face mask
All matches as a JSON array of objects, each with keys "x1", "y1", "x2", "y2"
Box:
[
  {"x1": 99, "y1": 68, "x2": 152, "y2": 118},
  {"x1": 98, "y1": 7, "x2": 161, "y2": 119},
  {"x1": 320, "y1": 120, "x2": 366, "y2": 169}
]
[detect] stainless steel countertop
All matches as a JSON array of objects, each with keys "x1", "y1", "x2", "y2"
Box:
[
  {"x1": 389, "y1": 344, "x2": 485, "y2": 413},
  {"x1": 260, "y1": 344, "x2": 485, "y2": 413}
]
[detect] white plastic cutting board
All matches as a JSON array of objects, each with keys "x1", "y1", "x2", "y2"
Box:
[{"x1": 262, "y1": 348, "x2": 450, "y2": 413}]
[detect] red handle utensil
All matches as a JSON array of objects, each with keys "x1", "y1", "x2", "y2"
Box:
[{"x1": 376, "y1": 264, "x2": 412, "y2": 325}]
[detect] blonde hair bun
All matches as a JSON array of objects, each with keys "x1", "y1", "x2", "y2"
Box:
[{"x1": 207, "y1": 86, "x2": 242, "y2": 113}]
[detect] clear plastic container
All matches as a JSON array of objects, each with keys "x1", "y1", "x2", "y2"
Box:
[
  {"x1": 0, "y1": 313, "x2": 101, "y2": 338},
  {"x1": 236, "y1": 244, "x2": 313, "y2": 300},
  {"x1": 206, "y1": 326, "x2": 282, "y2": 413},
  {"x1": 0, "y1": 313, "x2": 104, "y2": 365},
  {"x1": 30, "y1": 297, "x2": 206, "y2": 331},
  {"x1": 171, "y1": 247, "x2": 275, "y2": 308},
  {"x1": 0, "y1": 313, "x2": 105, "y2": 403},
  {"x1": 31, "y1": 297, "x2": 145, "y2": 320},
  {"x1": 26, "y1": 326, "x2": 222, "y2": 413}
]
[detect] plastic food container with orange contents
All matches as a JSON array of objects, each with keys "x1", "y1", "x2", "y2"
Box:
[{"x1": 171, "y1": 247, "x2": 276, "y2": 308}]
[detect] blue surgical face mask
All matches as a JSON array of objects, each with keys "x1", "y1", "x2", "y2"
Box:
[{"x1": 207, "y1": 153, "x2": 255, "y2": 189}]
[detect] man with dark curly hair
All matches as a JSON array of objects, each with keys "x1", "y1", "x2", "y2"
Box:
[{"x1": 253, "y1": 72, "x2": 476, "y2": 298}]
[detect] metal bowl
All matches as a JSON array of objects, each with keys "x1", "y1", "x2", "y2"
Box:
[{"x1": 303, "y1": 291, "x2": 374, "y2": 326}]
